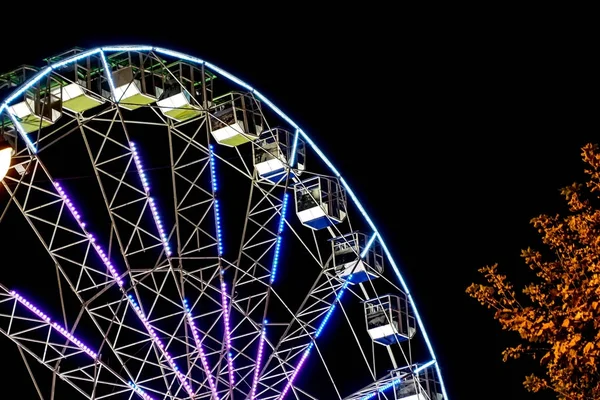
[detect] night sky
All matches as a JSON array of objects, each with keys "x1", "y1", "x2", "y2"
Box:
[{"x1": 0, "y1": 14, "x2": 594, "y2": 400}]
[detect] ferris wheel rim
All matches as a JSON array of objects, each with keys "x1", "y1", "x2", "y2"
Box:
[{"x1": 0, "y1": 44, "x2": 448, "y2": 399}]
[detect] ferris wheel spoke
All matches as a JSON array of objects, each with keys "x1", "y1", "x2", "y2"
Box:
[
  {"x1": 78, "y1": 107, "x2": 222, "y2": 398},
  {"x1": 1, "y1": 45, "x2": 449, "y2": 400},
  {"x1": 161, "y1": 120, "x2": 244, "y2": 397},
  {"x1": 226, "y1": 169, "x2": 291, "y2": 397},
  {"x1": 0, "y1": 285, "x2": 161, "y2": 400},
  {"x1": 256, "y1": 266, "x2": 348, "y2": 400}
]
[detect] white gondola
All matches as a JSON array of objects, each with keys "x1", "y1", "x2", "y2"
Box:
[
  {"x1": 209, "y1": 91, "x2": 263, "y2": 147},
  {"x1": 51, "y1": 82, "x2": 104, "y2": 114},
  {"x1": 156, "y1": 62, "x2": 207, "y2": 122},
  {"x1": 47, "y1": 48, "x2": 106, "y2": 114},
  {"x1": 156, "y1": 89, "x2": 203, "y2": 121},
  {"x1": 331, "y1": 231, "x2": 383, "y2": 283},
  {"x1": 364, "y1": 294, "x2": 416, "y2": 345},
  {"x1": 253, "y1": 128, "x2": 306, "y2": 181},
  {"x1": 111, "y1": 66, "x2": 156, "y2": 110},
  {"x1": 393, "y1": 365, "x2": 444, "y2": 400},
  {"x1": 8, "y1": 93, "x2": 62, "y2": 133},
  {"x1": 294, "y1": 176, "x2": 346, "y2": 230}
]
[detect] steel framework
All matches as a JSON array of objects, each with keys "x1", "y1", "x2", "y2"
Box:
[{"x1": 0, "y1": 46, "x2": 448, "y2": 400}]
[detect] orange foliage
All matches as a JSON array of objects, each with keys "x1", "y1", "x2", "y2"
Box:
[{"x1": 466, "y1": 143, "x2": 600, "y2": 399}]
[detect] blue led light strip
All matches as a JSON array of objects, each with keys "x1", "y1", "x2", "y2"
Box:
[
  {"x1": 360, "y1": 379, "x2": 401, "y2": 400},
  {"x1": 250, "y1": 190, "x2": 290, "y2": 397},
  {"x1": 279, "y1": 276, "x2": 352, "y2": 399},
  {"x1": 360, "y1": 233, "x2": 378, "y2": 259},
  {"x1": 130, "y1": 142, "x2": 172, "y2": 257},
  {"x1": 129, "y1": 141, "x2": 219, "y2": 398},
  {"x1": 209, "y1": 145, "x2": 224, "y2": 256},
  {"x1": 288, "y1": 130, "x2": 300, "y2": 168},
  {"x1": 270, "y1": 193, "x2": 289, "y2": 283},
  {"x1": 209, "y1": 144, "x2": 235, "y2": 389},
  {"x1": 6, "y1": 111, "x2": 37, "y2": 154},
  {"x1": 0, "y1": 45, "x2": 447, "y2": 400},
  {"x1": 128, "y1": 382, "x2": 157, "y2": 400}
]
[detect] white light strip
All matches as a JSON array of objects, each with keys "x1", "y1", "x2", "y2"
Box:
[
  {"x1": 204, "y1": 62, "x2": 253, "y2": 92},
  {"x1": 102, "y1": 46, "x2": 153, "y2": 52},
  {"x1": 360, "y1": 233, "x2": 378, "y2": 259},
  {"x1": 51, "y1": 49, "x2": 101, "y2": 69},
  {"x1": 99, "y1": 50, "x2": 116, "y2": 100},
  {"x1": 414, "y1": 359, "x2": 436, "y2": 374},
  {"x1": 3, "y1": 67, "x2": 52, "y2": 105},
  {"x1": 289, "y1": 130, "x2": 300, "y2": 167},
  {"x1": 153, "y1": 48, "x2": 205, "y2": 65}
]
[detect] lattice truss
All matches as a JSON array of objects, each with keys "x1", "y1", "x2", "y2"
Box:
[{"x1": 0, "y1": 47, "x2": 445, "y2": 400}]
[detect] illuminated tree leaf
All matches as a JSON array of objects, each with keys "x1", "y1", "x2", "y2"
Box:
[{"x1": 467, "y1": 143, "x2": 600, "y2": 399}]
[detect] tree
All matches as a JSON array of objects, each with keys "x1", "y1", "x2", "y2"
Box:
[{"x1": 467, "y1": 143, "x2": 600, "y2": 399}]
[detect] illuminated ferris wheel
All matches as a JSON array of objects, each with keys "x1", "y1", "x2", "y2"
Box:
[{"x1": 0, "y1": 46, "x2": 448, "y2": 400}]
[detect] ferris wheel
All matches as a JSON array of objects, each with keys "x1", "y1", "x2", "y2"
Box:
[{"x1": 0, "y1": 46, "x2": 448, "y2": 400}]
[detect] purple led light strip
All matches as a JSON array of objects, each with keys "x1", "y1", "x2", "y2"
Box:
[
  {"x1": 52, "y1": 182, "x2": 194, "y2": 398},
  {"x1": 250, "y1": 324, "x2": 268, "y2": 399},
  {"x1": 220, "y1": 278, "x2": 235, "y2": 388},
  {"x1": 12, "y1": 290, "x2": 158, "y2": 400},
  {"x1": 11, "y1": 290, "x2": 98, "y2": 359},
  {"x1": 183, "y1": 299, "x2": 220, "y2": 400}
]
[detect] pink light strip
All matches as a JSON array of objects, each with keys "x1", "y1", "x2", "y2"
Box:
[
  {"x1": 220, "y1": 278, "x2": 235, "y2": 388},
  {"x1": 250, "y1": 325, "x2": 268, "y2": 399},
  {"x1": 183, "y1": 299, "x2": 220, "y2": 400}
]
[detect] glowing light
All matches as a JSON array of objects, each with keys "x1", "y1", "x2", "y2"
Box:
[
  {"x1": 360, "y1": 233, "x2": 378, "y2": 259},
  {"x1": 128, "y1": 381, "x2": 156, "y2": 400},
  {"x1": 3, "y1": 67, "x2": 52, "y2": 106},
  {"x1": 154, "y1": 48, "x2": 205, "y2": 65},
  {"x1": 102, "y1": 46, "x2": 153, "y2": 52},
  {"x1": 6, "y1": 111, "x2": 37, "y2": 154},
  {"x1": 360, "y1": 379, "x2": 401, "y2": 400},
  {"x1": 10, "y1": 291, "x2": 98, "y2": 359},
  {"x1": 99, "y1": 50, "x2": 116, "y2": 100},
  {"x1": 209, "y1": 145, "x2": 223, "y2": 256},
  {"x1": 280, "y1": 277, "x2": 351, "y2": 399},
  {"x1": 130, "y1": 142, "x2": 171, "y2": 256},
  {"x1": 270, "y1": 193, "x2": 289, "y2": 283},
  {"x1": 220, "y1": 279, "x2": 235, "y2": 387},
  {"x1": 0, "y1": 146, "x2": 11, "y2": 181},
  {"x1": 183, "y1": 299, "x2": 219, "y2": 400},
  {"x1": 50, "y1": 49, "x2": 101, "y2": 70},
  {"x1": 250, "y1": 323, "x2": 268, "y2": 399},
  {"x1": 289, "y1": 130, "x2": 300, "y2": 167},
  {"x1": 127, "y1": 294, "x2": 194, "y2": 397},
  {"x1": 414, "y1": 360, "x2": 436, "y2": 374},
  {"x1": 53, "y1": 181, "x2": 193, "y2": 397}
]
